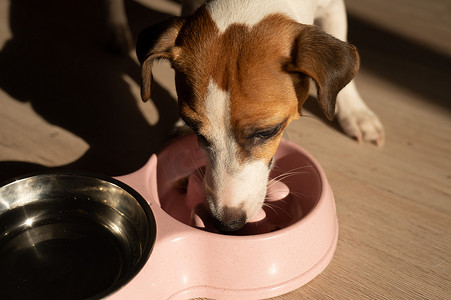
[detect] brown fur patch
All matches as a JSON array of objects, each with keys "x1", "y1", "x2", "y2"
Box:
[
  {"x1": 137, "y1": 6, "x2": 359, "y2": 164},
  {"x1": 174, "y1": 10, "x2": 303, "y2": 163}
]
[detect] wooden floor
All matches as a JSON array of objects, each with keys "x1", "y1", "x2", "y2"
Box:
[{"x1": 0, "y1": 1, "x2": 449, "y2": 299}]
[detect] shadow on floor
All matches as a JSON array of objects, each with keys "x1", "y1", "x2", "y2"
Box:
[{"x1": 0, "y1": 0, "x2": 180, "y2": 182}]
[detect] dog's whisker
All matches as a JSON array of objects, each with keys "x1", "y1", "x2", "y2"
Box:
[
  {"x1": 270, "y1": 164, "x2": 283, "y2": 172},
  {"x1": 270, "y1": 165, "x2": 313, "y2": 178},
  {"x1": 267, "y1": 170, "x2": 312, "y2": 188},
  {"x1": 262, "y1": 202, "x2": 279, "y2": 215},
  {"x1": 276, "y1": 206, "x2": 292, "y2": 218},
  {"x1": 262, "y1": 202, "x2": 292, "y2": 218},
  {"x1": 192, "y1": 172, "x2": 204, "y2": 184},
  {"x1": 170, "y1": 146, "x2": 207, "y2": 189},
  {"x1": 200, "y1": 166, "x2": 206, "y2": 177},
  {"x1": 264, "y1": 197, "x2": 290, "y2": 206},
  {"x1": 272, "y1": 166, "x2": 312, "y2": 176},
  {"x1": 288, "y1": 191, "x2": 308, "y2": 198},
  {"x1": 271, "y1": 170, "x2": 311, "y2": 181},
  {"x1": 176, "y1": 141, "x2": 207, "y2": 173}
]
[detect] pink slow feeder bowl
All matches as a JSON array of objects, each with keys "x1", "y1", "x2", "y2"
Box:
[{"x1": 110, "y1": 134, "x2": 338, "y2": 299}]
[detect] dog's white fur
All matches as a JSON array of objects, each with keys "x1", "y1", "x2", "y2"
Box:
[
  {"x1": 204, "y1": 80, "x2": 269, "y2": 220},
  {"x1": 206, "y1": 0, "x2": 315, "y2": 32},
  {"x1": 112, "y1": 0, "x2": 384, "y2": 231},
  {"x1": 200, "y1": 0, "x2": 324, "y2": 228}
]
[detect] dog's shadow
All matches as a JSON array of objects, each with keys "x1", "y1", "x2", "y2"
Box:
[{"x1": 0, "y1": 0, "x2": 181, "y2": 182}]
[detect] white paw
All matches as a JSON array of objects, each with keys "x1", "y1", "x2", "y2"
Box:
[{"x1": 337, "y1": 109, "x2": 385, "y2": 146}]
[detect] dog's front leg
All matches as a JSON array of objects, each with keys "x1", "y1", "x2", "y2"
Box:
[{"x1": 316, "y1": 0, "x2": 384, "y2": 145}]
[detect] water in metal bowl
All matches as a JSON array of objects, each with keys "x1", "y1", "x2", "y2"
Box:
[{"x1": 0, "y1": 173, "x2": 156, "y2": 300}]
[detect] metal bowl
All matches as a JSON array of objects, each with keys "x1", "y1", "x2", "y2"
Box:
[{"x1": 0, "y1": 173, "x2": 156, "y2": 300}]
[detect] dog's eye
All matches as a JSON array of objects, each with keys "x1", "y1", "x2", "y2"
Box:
[{"x1": 253, "y1": 125, "x2": 281, "y2": 141}]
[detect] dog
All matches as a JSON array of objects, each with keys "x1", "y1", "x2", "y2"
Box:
[{"x1": 133, "y1": 0, "x2": 384, "y2": 232}]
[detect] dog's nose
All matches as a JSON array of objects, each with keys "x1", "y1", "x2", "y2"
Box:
[
  {"x1": 212, "y1": 207, "x2": 246, "y2": 232},
  {"x1": 212, "y1": 215, "x2": 246, "y2": 232}
]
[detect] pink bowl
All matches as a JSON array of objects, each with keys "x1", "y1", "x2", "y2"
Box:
[{"x1": 109, "y1": 134, "x2": 338, "y2": 299}]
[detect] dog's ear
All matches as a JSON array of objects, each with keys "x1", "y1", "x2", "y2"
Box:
[
  {"x1": 136, "y1": 17, "x2": 185, "y2": 102},
  {"x1": 286, "y1": 25, "x2": 359, "y2": 120}
]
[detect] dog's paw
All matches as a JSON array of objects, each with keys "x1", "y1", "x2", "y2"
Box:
[{"x1": 337, "y1": 109, "x2": 385, "y2": 146}]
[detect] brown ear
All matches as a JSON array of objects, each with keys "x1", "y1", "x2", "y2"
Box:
[
  {"x1": 286, "y1": 25, "x2": 360, "y2": 120},
  {"x1": 136, "y1": 17, "x2": 185, "y2": 102}
]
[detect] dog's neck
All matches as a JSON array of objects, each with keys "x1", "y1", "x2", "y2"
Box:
[{"x1": 205, "y1": 0, "x2": 317, "y2": 31}]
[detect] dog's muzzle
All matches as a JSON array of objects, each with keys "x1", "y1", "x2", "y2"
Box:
[{"x1": 211, "y1": 207, "x2": 247, "y2": 232}]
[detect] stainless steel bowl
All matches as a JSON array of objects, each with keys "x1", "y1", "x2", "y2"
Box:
[{"x1": 0, "y1": 173, "x2": 156, "y2": 300}]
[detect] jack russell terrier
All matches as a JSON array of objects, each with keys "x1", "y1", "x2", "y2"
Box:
[{"x1": 133, "y1": 0, "x2": 384, "y2": 232}]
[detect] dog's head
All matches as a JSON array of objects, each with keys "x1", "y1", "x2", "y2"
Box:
[{"x1": 137, "y1": 7, "x2": 358, "y2": 232}]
